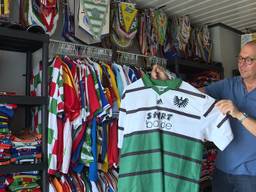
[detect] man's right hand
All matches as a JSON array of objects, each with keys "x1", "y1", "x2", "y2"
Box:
[{"x1": 151, "y1": 64, "x2": 169, "y2": 80}]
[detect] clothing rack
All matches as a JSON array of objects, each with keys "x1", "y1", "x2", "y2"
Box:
[
  {"x1": 116, "y1": 50, "x2": 167, "y2": 69},
  {"x1": 49, "y1": 39, "x2": 167, "y2": 69},
  {"x1": 49, "y1": 39, "x2": 113, "y2": 62}
]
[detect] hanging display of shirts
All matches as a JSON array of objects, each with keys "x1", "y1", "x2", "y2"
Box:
[
  {"x1": 118, "y1": 74, "x2": 233, "y2": 192},
  {"x1": 49, "y1": 167, "x2": 118, "y2": 192},
  {"x1": 29, "y1": 47, "x2": 144, "y2": 191}
]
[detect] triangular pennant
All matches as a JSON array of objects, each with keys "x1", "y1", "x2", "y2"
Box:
[
  {"x1": 40, "y1": 0, "x2": 57, "y2": 8},
  {"x1": 28, "y1": 0, "x2": 59, "y2": 36},
  {"x1": 82, "y1": 0, "x2": 109, "y2": 39},
  {"x1": 120, "y1": 2, "x2": 137, "y2": 33},
  {"x1": 154, "y1": 10, "x2": 167, "y2": 46}
]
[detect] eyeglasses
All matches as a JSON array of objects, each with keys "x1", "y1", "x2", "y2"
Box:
[{"x1": 237, "y1": 56, "x2": 256, "y2": 65}]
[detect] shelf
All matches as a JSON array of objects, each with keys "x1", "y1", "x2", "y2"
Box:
[
  {"x1": 0, "y1": 96, "x2": 47, "y2": 105},
  {"x1": 0, "y1": 163, "x2": 46, "y2": 174},
  {"x1": 0, "y1": 26, "x2": 49, "y2": 191},
  {"x1": 0, "y1": 27, "x2": 49, "y2": 52},
  {"x1": 168, "y1": 58, "x2": 223, "y2": 71}
]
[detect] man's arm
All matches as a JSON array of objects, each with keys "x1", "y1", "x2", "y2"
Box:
[
  {"x1": 239, "y1": 115, "x2": 256, "y2": 136},
  {"x1": 151, "y1": 66, "x2": 256, "y2": 135},
  {"x1": 216, "y1": 99, "x2": 256, "y2": 136}
]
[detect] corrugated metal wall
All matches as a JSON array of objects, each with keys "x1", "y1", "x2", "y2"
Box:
[{"x1": 135, "y1": 0, "x2": 256, "y2": 33}]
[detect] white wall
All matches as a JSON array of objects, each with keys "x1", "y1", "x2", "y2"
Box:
[
  {"x1": 0, "y1": 50, "x2": 26, "y2": 94},
  {"x1": 0, "y1": 49, "x2": 43, "y2": 96},
  {"x1": 210, "y1": 25, "x2": 241, "y2": 77}
]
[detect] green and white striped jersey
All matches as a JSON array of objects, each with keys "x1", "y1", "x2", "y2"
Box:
[{"x1": 118, "y1": 74, "x2": 233, "y2": 192}]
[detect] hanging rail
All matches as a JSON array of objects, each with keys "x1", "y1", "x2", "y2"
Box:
[
  {"x1": 116, "y1": 50, "x2": 167, "y2": 69},
  {"x1": 49, "y1": 39, "x2": 113, "y2": 62},
  {"x1": 49, "y1": 39, "x2": 167, "y2": 69}
]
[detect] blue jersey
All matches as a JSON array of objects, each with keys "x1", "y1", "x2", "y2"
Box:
[{"x1": 205, "y1": 76, "x2": 256, "y2": 175}]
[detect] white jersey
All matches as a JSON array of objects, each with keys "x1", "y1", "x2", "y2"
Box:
[{"x1": 118, "y1": 74, "x2": 233, "y2": 192}]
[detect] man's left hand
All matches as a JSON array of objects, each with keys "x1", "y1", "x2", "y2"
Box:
[{"x1": 215, "y1": 99, "x2": 242, "y2": 119}]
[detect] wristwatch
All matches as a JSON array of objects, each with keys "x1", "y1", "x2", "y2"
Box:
[{"x1": 238, "y1": 112, "x2": 248, "y2": 123}]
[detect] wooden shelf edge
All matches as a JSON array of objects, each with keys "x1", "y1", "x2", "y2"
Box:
[{"x1": 0, "y1": 163, "x2": 46, "y2": 174}]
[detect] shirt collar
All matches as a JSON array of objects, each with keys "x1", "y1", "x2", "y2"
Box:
[{"x1": 142, "y1": 74, "x2": 182, "y2": 94}]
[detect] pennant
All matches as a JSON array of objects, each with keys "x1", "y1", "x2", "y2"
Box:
[
  {"x1": 82, "y1": 0, "x2": 109, "y2": 39},
  {"x1": 120, "y1": 2, "x2": 138, "y2": 33},
  {"x1": 154, "y1": 10, "x2": 167, "y2": 46},
  {"x1": 40, "y1": 0, "x2": 57, "y2": 8}
]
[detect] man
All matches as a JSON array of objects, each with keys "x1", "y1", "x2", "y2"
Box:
[
  {"x1": 151, "y1": 41, "x2": 256, "y2": 191},
  {"x1": 203, "y1": 41, "x2": 256, "y2": 192}
]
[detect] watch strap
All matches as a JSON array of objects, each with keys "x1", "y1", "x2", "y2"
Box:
[{"x1": 238, "y1": 112, "x2": 248, "y2": 123}]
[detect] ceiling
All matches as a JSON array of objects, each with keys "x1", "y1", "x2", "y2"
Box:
[{"x1": 135, "y1": 0, "x2": 256, "y2": 33}]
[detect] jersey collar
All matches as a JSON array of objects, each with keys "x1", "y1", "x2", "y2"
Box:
[{"x1": 142, "y1": 74, "x2": 182, "y2": 94}]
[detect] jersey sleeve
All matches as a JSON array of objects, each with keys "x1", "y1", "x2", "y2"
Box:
[
  {"x1": 118, "y1": 91, "x2": 127, "y2": 149},
  {"x1": 201, "y1": 95, "x2": 234, "y2": 151}
]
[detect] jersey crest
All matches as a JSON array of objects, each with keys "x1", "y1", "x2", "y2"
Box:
[{"x1": 173, "y1": 96, "x2": 189, "y2": 108}]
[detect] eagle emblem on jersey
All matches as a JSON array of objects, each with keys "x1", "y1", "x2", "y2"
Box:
[{"x1": 173, "y1": 96, "x2": 189, "y2": 108}]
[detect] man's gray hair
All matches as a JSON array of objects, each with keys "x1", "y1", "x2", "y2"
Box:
[{"x1": 244, "y1": 40, "x2": 256, "y2": 47}]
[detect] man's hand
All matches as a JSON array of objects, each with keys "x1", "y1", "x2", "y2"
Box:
[
  {"x1": 215, "y1": 99, "x2": 242, "y2": 119},
  {"x1": 151, "y1": 64, "x2": 169, "y2": 80}
]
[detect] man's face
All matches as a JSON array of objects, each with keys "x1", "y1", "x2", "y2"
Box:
[{"x1": 238, "y1": 44, "x2": 256, "y2": 81}]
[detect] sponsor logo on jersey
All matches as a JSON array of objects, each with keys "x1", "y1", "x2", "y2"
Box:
[
  {"x1": 157, "y1": 99, "x2": 163, "y2": 105},
  {"x1": 173, "y1": 96, "x2": 189, "y2": 108},
  {"x1": 145, "y1": 111, "x2": 173, "y2": 130}
]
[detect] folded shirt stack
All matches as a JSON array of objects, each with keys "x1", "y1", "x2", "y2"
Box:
[
  {"x1": 11, "y1": 133, "x2": 42, "y2": 165},
  {"x1": 0, "y1": 175, "x2": 13, "y2": 192},
  {"x1": 0, "y1": 104, "x2": 16, "y2": 167},
  {"x1": 0, "y1": 134, "x2": 12, "y2": 166},
  {"x1": 0, "y1": 104, "x2": 16, "y2": 134},
  {"x1": 8, "y1": 171, "x2": 41, "y2": 192},
  {"x1": 0, "y1": 113, "x2": 10, "y2": 135}
]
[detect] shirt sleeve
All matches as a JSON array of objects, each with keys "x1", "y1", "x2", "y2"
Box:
[
  {"x1": 118, "y1": 91, "x2": 127, "y2": 149},
  {"x1": 205, "y1": 79, "x2": 226, "y2": 100},
  {"x1": 201, "y1": 95, "x2": 234, "y2": 151}
]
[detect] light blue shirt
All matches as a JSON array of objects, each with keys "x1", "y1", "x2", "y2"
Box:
[
  {"x1": 112, "y1": 63, "x2": 124, "y2": 97},
  {"x1": 206, "y1": 76, "x2": 256, "y2": 175}
]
